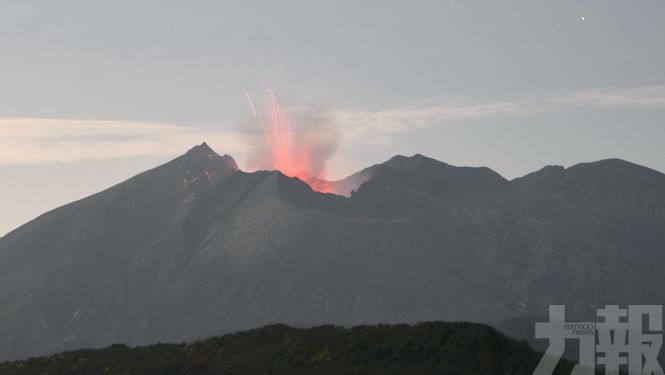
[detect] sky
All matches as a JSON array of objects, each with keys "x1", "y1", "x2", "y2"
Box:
[{"x1": 1, "y1": 0, "x2": 665, "y2": 235}]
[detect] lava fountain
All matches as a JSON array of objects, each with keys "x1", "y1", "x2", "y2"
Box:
[{"x1": 243, "y1": 85, "x2": 340, "y2": 193}]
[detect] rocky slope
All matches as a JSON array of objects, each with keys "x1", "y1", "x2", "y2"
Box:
[{"x1": 0, "y1": 143, "x2": 663, "y2": 361}]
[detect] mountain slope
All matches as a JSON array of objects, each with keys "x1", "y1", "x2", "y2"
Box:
[
  {"x1": 0, "y1": 147, "x2": 504, "y2": 360},
  {"x1": 1, "y1": 147, "x2": 664, "y2": 361},
  {"x1": 0, "y1": 143, "x2": 239, "y2": 359}
]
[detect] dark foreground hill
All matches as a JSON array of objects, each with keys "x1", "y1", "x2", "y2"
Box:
[{"x1": 0, "y1": 322, "x2": 574, "y2": 375}]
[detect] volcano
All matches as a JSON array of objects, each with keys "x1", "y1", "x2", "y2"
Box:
[{"x1": 1, "y1": 143, "x2": 665, "y2": 361}]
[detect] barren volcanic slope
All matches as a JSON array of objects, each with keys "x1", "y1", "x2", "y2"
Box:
[{"x1": 1, "y1": 143, "x2": 664, "y2": 361}]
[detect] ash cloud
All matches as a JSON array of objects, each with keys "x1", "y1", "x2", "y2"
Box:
[{"x1": 239, "y1": 98, "x2": 342, "y2": 181}]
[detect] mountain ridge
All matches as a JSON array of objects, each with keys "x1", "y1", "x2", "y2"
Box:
[{"x1": 1, "y1": 145, "x2": 664, "y2": 361}]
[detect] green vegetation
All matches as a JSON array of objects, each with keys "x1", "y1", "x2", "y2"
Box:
[{"x1": 0, "y1": 322, "x2": 575, "y2": 374}]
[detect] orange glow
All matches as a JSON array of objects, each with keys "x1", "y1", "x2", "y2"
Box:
[{"x1": 244, "y1": 87, "x2": 333, "y2": 193}]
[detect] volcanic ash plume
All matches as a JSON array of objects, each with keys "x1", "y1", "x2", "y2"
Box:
[{"x1": 242, "y1": 90, "x2": 341, "y2": 192}]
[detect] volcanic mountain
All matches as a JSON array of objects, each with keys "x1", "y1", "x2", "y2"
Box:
[{"x1": 1, "y1": 143, "x2": 664, "y2": 361}]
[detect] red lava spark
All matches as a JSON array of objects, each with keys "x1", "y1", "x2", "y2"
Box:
[{"x1": 244, "y1": 86, "x2": 335, "y2": 193}]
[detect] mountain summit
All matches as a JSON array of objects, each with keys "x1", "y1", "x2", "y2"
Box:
[{"x1": 0, "y1": 145, "x2": 664, "y2": 361}]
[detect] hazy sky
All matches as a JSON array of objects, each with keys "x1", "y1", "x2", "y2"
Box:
[{"x1": 2, "y1": 0, "x2": 665, "y2": 235}]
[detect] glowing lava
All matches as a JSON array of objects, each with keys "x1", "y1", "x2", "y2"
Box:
[{"x1": 244, "y1": 86, "x2": 338, "y2": 193}]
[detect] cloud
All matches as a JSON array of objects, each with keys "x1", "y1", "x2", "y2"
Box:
[
  {"x1": 0, "y1": 118, "x2": 246, "y2": 165},
  {"x1": 336, "y1": 99, "x2": 547, "y2": 145},
  {"x1": 336, "y1": 85, "x2": 665, "y2": 145},
  {"x1": 2, "y1": 85, "x2": 664, "y2": 166},
  {"x1": 553, "y1": 85, "x2": 665, "y2": 107}
]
